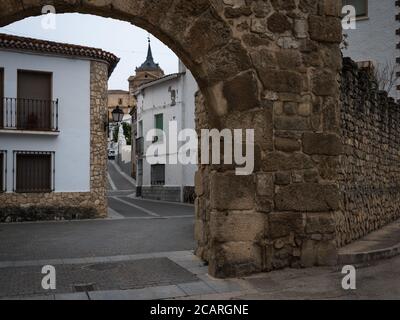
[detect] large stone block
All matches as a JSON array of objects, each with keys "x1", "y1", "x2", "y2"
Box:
[
  {"x1": 210, "y1": 173, "x2": 255, "y2": 210},
  {"x1": 269, "y1": 212, "x2": 305, "y2": 239},
  {"x1": 256, "y1": 173, "x2": 274, "y2": 197},
  {"x1": 275, "y1": 137, "x2": 301, "y2": 152},
  {"x1": 308, "y1": 15, "x2": 342, "y2": 43},
  {"x1": 275, "y1": 183, "x2": 340, "y2": 212},
  {"x1": 223, "y1": 70, "x2": 260, "y2": 111},
  {"x1": 305, "y1": 212, "x2": 336, "y2": 234},
  {"x1": 210, "y1": 211, "x2": 265, "y2": 242},
  {"x1": 267, "y1": 12, "x2": 292, "y2": 34},
  {"x1": 262, "y1": 152, "x2": 314, "y2": 172},
  {"x1": 209, "y1": 242, "x2": 263, "y2": 278},
  {"x1": 311, "y1": 70, "x2": 338, "y2": 96},
  {"x1": 303, "y1": 133, "x2": 343, "y2": 155},
  {"x1": 258, "y1": 69, "x2": 304, "y2": 93}
]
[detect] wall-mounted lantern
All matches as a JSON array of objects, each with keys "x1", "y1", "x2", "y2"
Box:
[{"x1": 105, "y1": 105, "x2": 125, "y2": 133}]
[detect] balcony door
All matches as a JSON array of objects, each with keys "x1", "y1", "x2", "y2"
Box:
[
  {"x1": 17, "y1": 70, "x2": 52, "y2": 130},
  {"x1": 0, "y1": 69, "x2": 3, "y2": 129}
]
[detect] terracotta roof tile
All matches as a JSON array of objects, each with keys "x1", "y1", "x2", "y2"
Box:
[{"x1": 0, "y1": 33, "x2": 120, "y2": 75}]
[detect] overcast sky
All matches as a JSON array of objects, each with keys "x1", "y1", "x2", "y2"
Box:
[{"x1": 0, "y1": 13, "x2": 179, "y2": 90}]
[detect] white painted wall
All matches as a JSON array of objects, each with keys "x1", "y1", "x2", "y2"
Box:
[
  {"x1": 343, "y1": 0, "x2": 399, "y2": 98},
  {"x1": 136, "y1": 63, "x2": 198, "y2": 192},
  {"x1": 0, "y1": 50, "x2": 91, "y2": 192}
]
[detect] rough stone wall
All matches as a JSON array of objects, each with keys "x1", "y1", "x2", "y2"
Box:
[
  {"x1": 336, "y1": 58, "x2": 400, "y2": 247},
  {"x1": 195, "y1": 0, "x2": 343, "y2": 277},
  {"x1": 0, "y1": 61, "x2": 108, "y2": 221}
]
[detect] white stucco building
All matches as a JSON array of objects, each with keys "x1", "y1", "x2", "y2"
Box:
[
  {"x1": 0, "y1": 33, "x2": 118, "y2": 215},
  {"x1": 134, "y1": 60, "x2": 198, "y2": 203},
  {"x1": 342, "y1": 0, "x2": 400, "y2": 99}
]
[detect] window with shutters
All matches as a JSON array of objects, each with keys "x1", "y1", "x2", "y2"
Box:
[
  {"x1": 14, "y1": 151, "x2": 54, "y2": 193},
  {"x1": 154, "y1": 113, "x2": 164, "y2": 142}
]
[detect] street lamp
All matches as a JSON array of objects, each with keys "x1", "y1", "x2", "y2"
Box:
[
  {"x1": 111, "y1": 105, "x2": 125, "y2": 123},
  {"x1": 105, "y1": 105, "x2": 125, "y2": 133}
]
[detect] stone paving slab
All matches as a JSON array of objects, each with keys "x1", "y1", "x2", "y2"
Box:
[
  {"x1": 55, "y1": 293, "x2": 89, "y2": 300},
  {"x1": 89, "y1": 285, "x2": 186, "y2": 300},
  {"x1": 0, "y1": 257, "x2": 198, "y2": 299},
  {"x1": 177, "y1": 281, "x2": 216, "y2": 296}
]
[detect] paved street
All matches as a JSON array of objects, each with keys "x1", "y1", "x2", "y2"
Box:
[
  {"x1": 0, "y1": 217, "x2": 195, "y2": 262},
  {"x1": 0, "y1": 161, "x2": 199, "y2": 299},
  {"x1": 107, "y1": 160, "x2": 136, "y2": 191}
]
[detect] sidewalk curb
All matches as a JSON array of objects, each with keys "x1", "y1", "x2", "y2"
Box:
[{"x1": 338, "y1": 243, "x2": 400, "y2": 265}]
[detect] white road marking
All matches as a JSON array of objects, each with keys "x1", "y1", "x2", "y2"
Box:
[
  {"x1": 107, "y1": 207, "x2": 125, "y2": 220},
  {"x1": 111, "y1": 196, "x2": 160, "y2": 217},
  {"x1": 110, "y1": 160, "x2": 136, "y2": 187},
  {"x1": 107, "y1": 172, "x2": 117, "y2": 191},
  {"x1": 125, "y1": 194, "x2": 195, "y2": 207}
]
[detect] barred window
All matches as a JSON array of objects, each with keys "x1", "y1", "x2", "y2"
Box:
[
  {"x1": 151, "y1": 164, "x2": 165, "y2": 186},
  {"x1": 14, "y1": 151, "x2": 54, "y2": 193},
  {"x1": 0, "y1": 151, "x2": 6, "y2": 192}
]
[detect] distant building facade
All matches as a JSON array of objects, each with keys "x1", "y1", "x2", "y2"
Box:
[
  {"x1": 134, "y1": 61, "x2": 198, "y2": 203},
  {"x1": 107, "y1": 90, "x2": 132, "y2": 121},
  {"x1": 342, "y1": 0, "x2": 400, "y2": 99},
  {"x1": 129, "y1": 38, "x2": 165, "y2": 184}
]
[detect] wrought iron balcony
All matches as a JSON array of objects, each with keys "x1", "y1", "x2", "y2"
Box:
[{"x1": 0, "y1": 97, "x2": 59, "y2": 132}]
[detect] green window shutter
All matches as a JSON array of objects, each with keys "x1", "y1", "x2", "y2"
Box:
[{"x1": 155, "y1": 114, "x2": 163, "y2": 131}]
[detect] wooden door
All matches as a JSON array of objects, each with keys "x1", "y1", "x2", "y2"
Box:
[{"x1": 17, "y1": 70, "x2": 52, "y2": 130}]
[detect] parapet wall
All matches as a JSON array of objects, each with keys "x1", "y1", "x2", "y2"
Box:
[{"x1": 337, "y1": 57, "x2": 400, "y2": 247}]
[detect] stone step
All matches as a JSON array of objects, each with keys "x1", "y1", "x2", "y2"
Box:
[{"x1": 338, "y1": 219, "x2": 400, "y2": 265}]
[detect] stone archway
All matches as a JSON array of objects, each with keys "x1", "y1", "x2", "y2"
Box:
[{"x1": 0, "y1": 0, "x2": 343, "y2": 278}]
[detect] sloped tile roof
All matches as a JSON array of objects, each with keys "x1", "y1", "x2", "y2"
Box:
[{"x1": 0, "y1": 33, "x2": 120, "y2": 75}]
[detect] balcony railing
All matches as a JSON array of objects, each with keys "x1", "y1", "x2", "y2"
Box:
[{"x1": 0, "y1": 97, "x2": 59, "y2": 132}]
